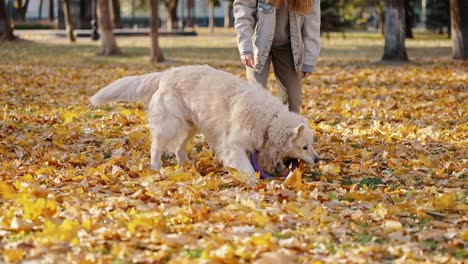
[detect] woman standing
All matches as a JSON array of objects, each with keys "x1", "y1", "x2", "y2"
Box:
[{"x1": 234, "y1": 0, "x2": 320, "y2": 113}]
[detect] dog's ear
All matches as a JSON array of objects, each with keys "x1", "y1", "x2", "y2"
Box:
[{"x1": 289, "y1": 124, "x2": 305, "y2": 140}]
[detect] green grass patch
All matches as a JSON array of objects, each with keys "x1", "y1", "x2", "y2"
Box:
[
  {"x1": 186, "y1": 248, "x2": 203, "y2": 259},
  {"x1": 359, "y1": 177, "x2": 383, "y2": 190},
  {"x1": 354, "y1": 232, "x2": 373, "y2": 244}
]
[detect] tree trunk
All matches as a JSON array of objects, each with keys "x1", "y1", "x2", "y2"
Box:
[
  {"x1": 208, "y1": 0, "x2": 214, "y2": 32},
  {"x1": 405, "y1": 0, "x2": 413, "y2": 38},
  {"x1": 131, "y1": 0, "x2": 135, "y2": 26},
  {"x1": 91, "y1": 0, "x2": 99, "y2": 40},
  {"x1": 165, "y1": 0, "x2": 178, "y2": 31},
  {"x1": 48, "y1": 0, "x2": 54, "y2": 21},
  {"x1": 62, "y1": 0, "x2": 75, "y2": 42},
  {"x1": 15, "y1": 0, "x2": 30, "y2": 21},
  {"x1": 165, "y1": 8, "x2": 172, "y2": 31},
  {"x1": 171, "y1": 0, "x2": 178, "y2": 29},
  {"x1": 38, "y1": 0, "x2": 43, "y2": 20},
  {"x1": 97, "y1": 0, "x2": 121, "y2": 55},
  {"x1": 421, "y1": 0, "x2": 427, "y2": 28},
  {"x1": 111, "y1": 0, "x2": 121, "y2": 28},
  {"x1": 186, "y1": 0, "x2": 193, "y2": 28},
  {"x1": 378, "y1": 10, "x2": 384, "y2": 34},
  {"x1": 382, "y1": 0, "x2": 408, "y2": 61},
  {"x1": 224, "y1": 0, "x2": 232, "y2": 28},
  {"x1": 0, "y1": 0, "x2": 15, "y2": 40},
  {"x1": 150, "y1": 0, "x2": 164, "y2": 62},
  {"x1": 451, "y1": 0, "x2": 468, "y2": 60}
]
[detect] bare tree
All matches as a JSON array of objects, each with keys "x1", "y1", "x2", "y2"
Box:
[
  {"x1": 224, "y1": 0, "x2": 233, "y2": 28},
  {"x1": 451, "y1": 0, "x2": 468, "y2": 60},
  {"x1": 48, "y1": 0, "x2": 54, "y2": 21},
  {"x1": 0, "y1": 0, "x2": 15, "y2": 40},
  {"x1": 131, "y1": 0, "x2": 135, "y2": 25},
  {"x1": 163, "y1": 0, "x2": 178, "y2": 31},
  {"x1": 209, "y1": 0, "x2": 215, "y2": 32},
  {"x1": 405, "y1": 0, "x2": 414, "y2": 38},
  {"x1": 421, "y1": 0, "x2": 427, "y2": 28},
  {"x1": 382, "y1": 0, "x2": 408, "y2": 61},
  {"x1": 62, "y1": 0, "x2": 75, "y2": 42},
  {"x1": 150, "y1": 0, "x2": 164, "y2": 62},
  {"x1": 97, "y1": 0, "x2": 121, "y2": 55},
  {"x1": 375, "y1": 0, "x2": 385, "y2": 34},
  {"x1": 111, "y1": 0, "x2": 121, "y2": 28},
  {"x1": 15, "y1": 0, "x2": 30, "y2": 21},
  {"x1": 186, "y1": 0, "x2": 194, "y2": 28},
  {"x1": 38, "y1": 0, "x2": 43, "y2": 20}
]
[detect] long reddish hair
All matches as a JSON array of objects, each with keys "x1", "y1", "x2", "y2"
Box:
[{"x1": 266, "y1": 0, "x2": 314, "y2": 14}]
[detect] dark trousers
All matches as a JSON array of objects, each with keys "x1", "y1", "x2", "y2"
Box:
[{"x1": 246, "y1": 44, "x2": 302, "y2": 113}]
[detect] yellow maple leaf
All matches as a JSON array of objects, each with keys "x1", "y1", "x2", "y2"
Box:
[
  {"x1": 418, "y1": 154, "x2": 432, "y2": 167},
  {"x1": 284, "y1": 168, "x2": 303, "y2": 189},
  {"x1": 3, "y1": 249, "x2": 25, "y2": 262},
  {"x1": 370, "y1": 203, "x2": 388, "y2": 220},
  {"x1": 460, "y1": 230, "x2": 468, "y2": 241},
  {"x1": 62, "y1": 111, "x2": 79, "y2": 125},
  {"x1": 40, "y1": 219, "x2": 81, "y2": 244},
  {"x1": 18, "y1": 196, "x2": 57, "y2": 220},
  {"x1": 229, "y1": 167, "x2": 256, "y2": 186},
  {"x1": 59, "y1": 219, "x2": 81, "y2": 244},
  {"x1": 83, "y1": 218, "x2": 92, "y2": 231},
  {"x1": 120, "y1": 109, "x2": 132, "y2": 116},
  {"x1": 128, "y1": 216, "x2": 163, "y2": 235},
  {"x1": 0, "y1": 182, "x2": 16, "y2": 199},
  {"x1": 383, "y1": 220, "x2": 403, "y2": 233},
  {"x1": 321, "y1": 164, "x2": 341, "y2": 175},
  {"x1": 432, "y1": 192, "x2": 456, "y2": 210},
  {"x1": 250, "y1": 233, "x2": 277, "y2": 250}
]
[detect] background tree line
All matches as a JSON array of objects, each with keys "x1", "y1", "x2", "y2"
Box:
[{"x1": 1, "y1": 0, "x2": 467, "y2": 60}]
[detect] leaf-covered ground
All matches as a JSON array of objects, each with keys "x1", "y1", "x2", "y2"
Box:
[{"x1": 0, "y1": 32, "x2": 467, "y2": 263}]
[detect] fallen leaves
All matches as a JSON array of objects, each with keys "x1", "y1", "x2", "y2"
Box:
[
  {"x1": 432, "y1": 192, "x2": 457, "y2": 210},
  {"x1": 383, "y1": 219, "x2": 404, "y2": 233},
  {"x1": 0, "y1": 49, "x2": 467, "y2": 263},
  {"x1": 283, "y1": 167, "x2": 304, "y2": 189},
  {"x1": 61, "y1": 111, "x2": 79, "y2": 125},
  {"x1": 3, "y1": 249, "x2": 25, "y2": 263},
  {"x1": 0, "y1": 182, "x2": 15, "y2": 199},
  {"x1": 40, "y1": 219, "x2": 81, "y2": 244}
]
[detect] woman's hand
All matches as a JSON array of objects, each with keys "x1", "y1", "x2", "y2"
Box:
[
  {"x1": 301, "y1": 72, "x2": 310, "y2": 78},
  {"x1": 241, "y1": 54, "x2": 255, "y2": 68}
]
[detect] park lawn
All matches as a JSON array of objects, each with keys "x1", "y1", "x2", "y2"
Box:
[{"x1": 0, "y1": 31, "x2": 466, "y2": 263}]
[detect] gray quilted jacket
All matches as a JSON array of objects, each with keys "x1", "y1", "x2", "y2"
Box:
[{"x1": 233, "y1": 0, "x2": 321, "y2": 73}]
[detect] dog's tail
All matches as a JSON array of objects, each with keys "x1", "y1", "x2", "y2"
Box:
[{"x1": 90, "y1": 72, "x2": 161, "y2": 107}]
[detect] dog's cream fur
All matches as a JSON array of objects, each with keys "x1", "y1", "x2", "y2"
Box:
[{"x1": 90, "y1": 65, "x2": 319, "y2": 181}]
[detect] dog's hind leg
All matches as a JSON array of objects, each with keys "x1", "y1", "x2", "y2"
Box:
[
  {"x1": 150, "y1": 129, "x2": 166, "y2": 170},
  {"x1": 149, "y1": 108, "x2": 192, "y2": 170},
  {"x1": 175, "y1": 129, "x2": 196, "y2": 166},
  {"x1": 151, "y1": 142, "x2": 164, "y2": 170}
]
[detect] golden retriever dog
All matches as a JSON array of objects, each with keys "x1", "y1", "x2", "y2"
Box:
[{"x1": 90, "y1": 65, "x2": 319, "y2": 182}]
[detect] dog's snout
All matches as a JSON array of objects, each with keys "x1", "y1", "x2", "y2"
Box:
[{"x1": 313, "y1": 156, "x2": 320, "y2": 164}]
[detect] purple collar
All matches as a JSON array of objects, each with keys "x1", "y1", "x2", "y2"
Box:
[{"x1": 250, "y1": 151, "x2": 299, "y2": 179}]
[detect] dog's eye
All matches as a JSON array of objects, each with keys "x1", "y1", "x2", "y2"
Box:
[{"x1": 303, "y1": 146, "x2": 308, "y2": 150}]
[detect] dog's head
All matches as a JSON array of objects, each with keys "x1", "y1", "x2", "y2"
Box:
[
  {"x1": 282, "y1": 124, "x2": 320, "y2": 165},
  {"x1": 258, "y1": 115, "x2": 320, "y2": 173}
]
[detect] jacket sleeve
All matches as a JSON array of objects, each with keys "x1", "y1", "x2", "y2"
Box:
[
  {"x1": 233, "y1": 0, "x2": 257, "y2": 55},
  {"x1": 302, "y1": 0, "x2": 321, "y2": 68}
]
